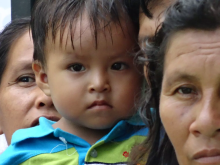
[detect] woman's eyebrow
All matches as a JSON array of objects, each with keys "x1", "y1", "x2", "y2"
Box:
[
  {"x1": 8, "y1": 62, "x2": 33, "y2": 80},
  {"x1": 164, "y1": 72, "x2": 200, "y2": 86},
  {"x1": 11, "y1": 61, "x2": 33, "y2": 72}
]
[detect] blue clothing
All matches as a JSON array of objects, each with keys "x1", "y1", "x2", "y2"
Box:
[{"x1": 0, "y1": 117, "x2": 148, "y2": 165}]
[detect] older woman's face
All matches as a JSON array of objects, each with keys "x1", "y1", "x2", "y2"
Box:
[
  {"x1": 0, "y1": 32, "x2": 61, "y2": 144},
  {"x1": 160, "y1": 29, "x2": 220, "y2": 165}
]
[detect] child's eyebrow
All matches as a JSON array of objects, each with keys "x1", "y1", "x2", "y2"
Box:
[
  {"x1": 63, "y1": 48, "x2": 136, "y2": 59},
  {"x1": 62, "y1": 53, "x2": 83, "y2": 59},
  {"x1": 107, "y1": 52, "x2": 135, "y2": 60}
]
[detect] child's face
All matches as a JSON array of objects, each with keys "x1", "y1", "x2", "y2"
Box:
[{"x1": 34, "y1": 15, "x2": 143, "y2": 131}]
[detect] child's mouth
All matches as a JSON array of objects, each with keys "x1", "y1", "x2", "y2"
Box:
[{"x1": 88, "y1": 100, "x2": 112, "y2": 110}]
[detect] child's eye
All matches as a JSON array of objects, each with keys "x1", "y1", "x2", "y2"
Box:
[
  {"x1": 111, "y1": 62, "x2": 128, "y2": 71},
  {"x1": 69, "y1": 64, "x2": 86, "y2": 72}
]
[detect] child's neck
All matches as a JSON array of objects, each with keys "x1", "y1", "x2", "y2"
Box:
[{"x1": 53, "y1": 118, "x2": 111, "y2": 145}]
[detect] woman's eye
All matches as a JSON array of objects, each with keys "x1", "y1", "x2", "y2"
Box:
[
  {"x1": 177, "y1": 87, "x2": 193, "y2": 94},
  {"x1": 69, "y1": 64, "x2": 85, "y2": 72},
  {"x1": 174, "y1": 86, "x2": 198, "y2": 100},
  {"x1": 111, "y1": 62, "x2": 128, "y2": 70},
  {"x1": 18, "y1": 76, "x2": 35, "y2": 83},
  {"x1": 14, "y1": 75, "x2": 36, "y2": 87},
  {"x1": 175, "y1": 86, "x2": 198, "y2": 97}
]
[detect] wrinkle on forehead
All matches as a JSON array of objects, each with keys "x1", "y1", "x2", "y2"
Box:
[
  {"x1": 163, "y1": 28, "x2": 220, "y2": 89},
  {"x1": 165, "y1": 29, "x2": 220, "y2": 64}
]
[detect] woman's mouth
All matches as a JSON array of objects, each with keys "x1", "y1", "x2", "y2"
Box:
[{"x1": 193, "y1": 149, "x2": 220, "y2": 164}]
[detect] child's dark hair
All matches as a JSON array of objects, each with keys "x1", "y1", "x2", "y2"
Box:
[
  {"x1": 31, "y1": 0, "x2": 140, "y2": 67},
  {"x1": 130, "y1": 0, "x2": 220, "y2": 164},
  {"x1": 0, "y1": 17, "x2": 30, "y2": 83}
]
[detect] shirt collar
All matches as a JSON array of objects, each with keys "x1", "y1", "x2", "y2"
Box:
[{"x1": 11, "y1": 116, "x2": 146, "y2": 145}]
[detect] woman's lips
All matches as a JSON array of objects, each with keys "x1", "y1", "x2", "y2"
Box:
[
  {"x1": 193, "y1": 149, "x2": 220, "y2": 164},
  {"x1": 195, "y1": 156, "x2": 220, "y2": 164}
]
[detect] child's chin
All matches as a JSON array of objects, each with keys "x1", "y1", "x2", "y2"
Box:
[{"x1": 89, "y1": 121, "x2": 119, "y2": 130}]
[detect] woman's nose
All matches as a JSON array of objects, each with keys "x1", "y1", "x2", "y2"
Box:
[
  {"x1": 34, "y1": 88, "x2": 54, "y2": 110},
  {"x1": 88, "y1": 72, "x2": 111, "y2": 93},
  {"x1": 190, "y1": 92, "x2": 220, "y2": 137}
]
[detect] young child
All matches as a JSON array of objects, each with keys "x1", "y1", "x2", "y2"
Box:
[{"x1": 0, "y1": 0, "x2": 147, "y2": 164}]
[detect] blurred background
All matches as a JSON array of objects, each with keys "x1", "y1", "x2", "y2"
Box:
[
  {"x1": 0, "y1": 0, "x2": 11, "y2": 32},
  {"x1": 0, "y1": 0, "x2": 36, "y2": 32}
]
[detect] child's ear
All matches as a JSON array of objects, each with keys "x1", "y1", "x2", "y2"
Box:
[{"x1": 32, "y1": 61, "x2": 51, "y2": 96}]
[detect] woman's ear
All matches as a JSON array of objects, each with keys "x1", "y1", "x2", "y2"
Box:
[{"x1": 32, "y1": 61, "x2": 51, "y2": 96}]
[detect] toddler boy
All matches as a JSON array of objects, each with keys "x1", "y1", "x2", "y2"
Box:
[{"x1": 0, "y1": 0, "x2": 148, "y2": 164}]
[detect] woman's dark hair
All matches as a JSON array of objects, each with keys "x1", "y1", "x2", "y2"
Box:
[
  {"x1": 131, "y1": 0, "x2": 220, "y2": 164},
  {"x1": 31, "y1": 0, "x2": 140, "y2": 67},
  {"x1": 140, "y1": 0, "x2": 153, "y2": 18},
  {"x1": 0, "y1": 17, "x2": 30, "y2": 83}
]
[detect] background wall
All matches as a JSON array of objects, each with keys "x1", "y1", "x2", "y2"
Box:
[{"x1": 0, "y1": 0, "x2": 11, "y2": 32}]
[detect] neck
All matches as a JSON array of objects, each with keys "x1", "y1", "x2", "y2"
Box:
[{"x1": 53, "y1": 118, "x2": 110, "y2": 145}]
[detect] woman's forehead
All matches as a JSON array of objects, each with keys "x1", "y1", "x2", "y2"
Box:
[
  {"x1": 163, "y1": 29, "x2": 220, "y2": 85},
  {"x1": 165, "y1": 29, "x2": 220, "y2": 63},
  {"x1": 3, "y1": 32, "x2": 33, "y2": 77},
  {"x1": 7, "y1": 32, "x2": 33, "y2": 63}
]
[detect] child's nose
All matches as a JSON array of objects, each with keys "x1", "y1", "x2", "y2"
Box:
[{"x1": 88, "y1": 72, "x2": 111, "y2": 93}]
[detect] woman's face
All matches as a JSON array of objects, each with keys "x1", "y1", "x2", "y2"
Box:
[
  {"x1": 0, "y1": 32, "x2": 61, "y2": 144},
  {"x1": 160, "y1": 29, "x2": 220, "y2": 165}
]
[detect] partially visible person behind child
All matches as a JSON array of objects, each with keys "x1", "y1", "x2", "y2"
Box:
[
  {"x1": 0, "y1": 18, "x2": 61, "y2": 155},
  {"x1": 129, "y1": 1, "x2": 175, "y2": 164},
  {"x1": 139, "y1": 0, "x2": 174, "y2": 43},
  {"x1": 0, "y1": 0, "x2": 148, "y2": 164}
]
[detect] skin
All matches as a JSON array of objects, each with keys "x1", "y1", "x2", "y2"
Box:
[
  {"x1": 139, "y1": 0, "x2": 175, "y2": 43},
  {"x1": 160, "y1": 29, "x2": 220, "y2": 165},
  {"x1": 0, "y1": 32, "x2": 61, "y2": 145},
  {"x1": 33, "y1": 14, "x2": 143, "y2": 144}
]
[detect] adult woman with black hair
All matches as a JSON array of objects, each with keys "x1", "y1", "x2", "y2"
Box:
[
  {"x1": 132, "y1": 0, "x2": 220, "y2": 164},
  {"x1": 0, "y1": 18, "x2": 61, "y2": 154}
]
